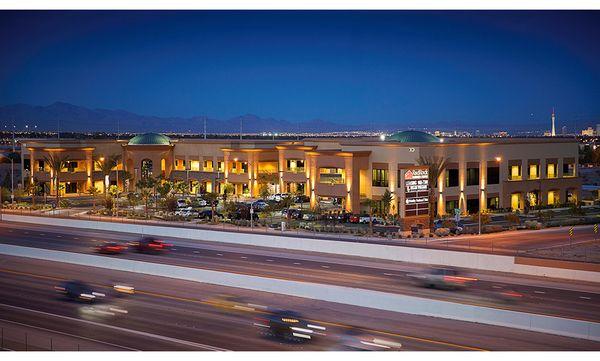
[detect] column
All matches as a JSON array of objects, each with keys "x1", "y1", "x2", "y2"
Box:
[
  {"x1": 437, "y1": 171, "x2": 445, "y2": 216},
  {"x1": 344, "y1": 156, "x2": 353, "y2": 213},
  {"x1": 389, "y1": 162, "x2": 398, "y2": 215},
  {"x1": 30, "y1": 149, "x2": 36, "y2": 185},
  {"x1": 85, "y1": 150, "x2": 93, "y2": 190},
  {"x1": 480, "y1": 160, "x2": 486, "y2": 212},
  {"x1": 459, "y1": 162, "x2": 467, "y2": 214},
  {"x1": 278, "y1": 150, "x2": 285, "y2": 193}
]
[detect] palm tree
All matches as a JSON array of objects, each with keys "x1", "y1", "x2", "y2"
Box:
[
  {"x1": 203, "y1": 192, "x2": 219, "y2": 222},
  {"x1": 361, "y1": 198, "x2": 377, "y2": 236},
  {"x1": 94, "y1": 155, "x2": 120, "y2": 196},
  {"x1": 26, "y1": 178, "x2": 42, "y2": 208},
  {"x1": 43, "y1": 153, "x2": 69, "y2": 207},
  {"x1": 87, "y1": 186, "x2": 100, "y2": 211},
  {"x1": 417, "y1": 155, "x2": 450, "y2": 228}
]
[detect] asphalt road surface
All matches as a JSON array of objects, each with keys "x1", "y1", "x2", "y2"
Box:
[
  {"x1": 0, "y1": 221, "x2": 599, "y2": 324},
  {"x1": 0, "y1": 255, "x2": 599, "y2": 351}
]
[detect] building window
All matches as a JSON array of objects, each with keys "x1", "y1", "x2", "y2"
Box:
[
  {"x1": 466, "y1": 198, "x2": 479, "y2": 214},
  {"x1": 38, "y1": 160, "x2": 45, "y2": 172},
  {"x1": 529, "y1": 164, "x2": 540, "y2": 180},
  {"x1": 446, "y1": 200, "x2": 459, "y2": 212},
  {"x1": 547, "y1": 163, "x2": 557, "y2": 178},
  {"x1": 487, "y1": 196, "x2": 499, "y2": 210},
  {"x1": 563, "y1": 162, "x2": 575, "y2": 177},
  {"x1": 286, "y1": 159, "x2": 305, "y2": 173},
  {"x1": 258, "y1": 161, "x2": 278, "y2": 173},
  {"x1": 466, "y1": 168, "x2": 479, "y2": 186},
  {"x1": 64, "y1": 182, "x2": 78, "y2": 194},
  {"x1": 64, "y1": 161, "x2": 79, "y2": 173},
  {"x1": 372, "y1": 168, "x2": 389, "y2": 187},
  {"x1": 445, "y1": 169, "x2": 459, "y2": 187},
  {"x1": 547, "y1": 190, "x2": 559, "y2": 205},
  {"x1": 509, "y1": 165, "x2": 522, "y2": 180},
  {"x1": 319, "y1": 167, "x2": 345, "y2": 184},
  {"x1": 24, "y1": 159, "x2": 31, "y2": 172},
  {"x1": 190, "y1": 160, "x2": 200, "y2": 171},
  {"x1": 487, "y1": 167, "x2": 499, "y2": 185},
  {"x1": 141, "y1": 159, "x2": 153, "y2": 178},
  {"x1": 174, "y1": 159, "x2": 186, "y2": 171},
  {"x1": 511, "y1": 192, "x2": 522, "y2": 210},
  {"x1": 203, "y1": 160, "x2": 213, "y2": 172}
]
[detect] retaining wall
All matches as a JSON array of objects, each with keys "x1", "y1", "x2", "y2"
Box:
[{"x1": 1, "y1": 243, "x2": 599, "y2": 341}]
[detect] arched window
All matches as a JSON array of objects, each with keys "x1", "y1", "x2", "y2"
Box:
[{"x1": 141, "y1": 159, "x2": 153, "y2": 179}]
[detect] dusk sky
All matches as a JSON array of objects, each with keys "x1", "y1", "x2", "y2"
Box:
[{"x1": 1, "y1": 11, "x2": 599, "y2": 131}]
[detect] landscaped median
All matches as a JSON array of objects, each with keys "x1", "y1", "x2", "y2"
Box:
[
  {"x1": 2, "y1": 213, "x2": 600, "y2": 282},
  {"x1": 1, "y1": 243, "x2": 599, "y2": 342}
]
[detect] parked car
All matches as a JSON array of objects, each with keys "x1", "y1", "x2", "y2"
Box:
[
  {"x1": 175, "y1": 207, "x2": 198, "y2": 217},
  {"x1": 359, "y1": 215, "x2": 383, "y2": 224},
  {"x1": 198, "y1": 209, "x2": 223, "y2": 219},
  {"x1": 349, "y1": 214, "x2": 360, "y2": 223},
  {"x1": 293, "y1": 195, "x2": 310, "y2": 204},
  {"x1": 302, "y1": 213, "x2": 319, "y2": 221},
  {"x1": 252, "y1": 200, "x2": 268, "y2": 210},
  {"x1": 231, "y1": 206, "x2": 259, "y2": 221},
  {"x1": 176, "y1": 199, "x2": 187, "y2": 208}
]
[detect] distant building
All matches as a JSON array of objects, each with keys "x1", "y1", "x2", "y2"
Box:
[
  {"x1": 582, "y1": 127, "x2": 595, "y2": 136},
  {"x1": 596, "y1": 124, "x2": 600, "y2": 135},
  {"x1": 551, "y1": 108, "x2": 556, "y2": 137},
  {"x1": 544, "y1": 130, "x2": 552, "y2": 137},
  {"x1": 19, "y1": 131, "x2": 581, "y2": 217},
  {"x1": 561, "y1": 126, "x2": 567, "y2": 135}
]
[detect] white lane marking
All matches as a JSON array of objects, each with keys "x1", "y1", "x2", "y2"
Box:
[
  {"x1": 240, "y1": 256, "x2": 247, "y2": 259},
  {"x1": 56, "y1": 235, "x2": 62, "y2": 238},
  {"x1": 534, "y1": 291, "x2": 546, "y2": 294},
  {"x1": 293, "y1": 262, "x2": 301, "y2": 265},
  {"x1": 40, "y1": 233, "x2": 46, "y2": 236},
  {"x1": 580, "y1": 296, "x2": 591, "y2": 300},
  {"x1": 266, "y1": 259, "x2": 274, "y2": 262},
  {"x1": 74, "y1": 237, "x2": 79, "y2": 240},
  {"x1": 492, "y1": 286, "x2": 502, "y2": 289},
  {"x1": 216, "y1": 253, "x2": 223, "y2": 256},
  {"x1": 0, "y1": 317, "x2": 139, "y2": 351},
  {"x1": 321, "y1": 265, "x2": 330, "y2": 268},
  {"x1": 0, "y1": 303, "x2": 229, "y2": 351},
  {"x1": 193, "y1": 251, "x2": 200, "y2": 254},
  {"x1": 383, "y1": 273, "x2": 402, "y2": 276}
]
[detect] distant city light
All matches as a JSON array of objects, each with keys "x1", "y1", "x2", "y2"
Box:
[{"x1": 379, "y1": 134, "x2": 386, "y2": 141}]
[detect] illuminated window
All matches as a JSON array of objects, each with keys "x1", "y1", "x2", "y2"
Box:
[
  {"x1": 529, "y1": 164, "x2": 539, "y2": 180},
  {"x1": 190, "y1": 160, "x2": 200, "y2": 171},
  {"x1": 319, "y1": 167, "x2": 345, "y2": 184},
  {"x1": 547, "y1": 190, "x2": 559, "y2": 205},
  {"x1": 258, "y1": 161, "x2": 278, "y2": 173},
  {"x1": 174, "y1": 159, "x2": 186, "y2": 171},
  {"x1": 547, "y1": 163, "x2": 557, "y2": 178},
  {"x1": 203, "y1": 160, "x2": 213, "y2": 172},
  {"x1": 286, "y1": 159, "x2": 305, "y2": 173},
  {"x1": 509, "y1": 165, "x2": 522, "y2": 180},
  {"x1": 372, "y1": 168, "x2": 388, "y2": 187},
  {"x1": 217, "y1": 161, "x2": 225, "y2": 172},
  {"x1": 511, "y1": 193, "x2": 521, "y2": 210}
]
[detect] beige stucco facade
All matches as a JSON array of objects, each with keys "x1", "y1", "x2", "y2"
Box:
[{"x1": 19, "y1": 134, "x2": 581, "y2": 216}]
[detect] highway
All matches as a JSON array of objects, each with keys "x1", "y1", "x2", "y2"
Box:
[
  {"x1": 1, "y1": 255, "x2": 599, "y2": 351},
  {"x1": 1, "y1": 221, "x2": 599, "y2": 324}
]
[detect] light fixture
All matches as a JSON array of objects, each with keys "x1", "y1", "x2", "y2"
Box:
[{"x1": 495, "y1": 156, "x2": 502, "y2": 162}]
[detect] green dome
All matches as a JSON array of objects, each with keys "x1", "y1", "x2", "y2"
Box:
[
  {"x1": 128, "y1": 133, "x2": 170, "y2": 145},
  {"x1": 386, "y1": 130, "x2": 440, "y2": 143}
]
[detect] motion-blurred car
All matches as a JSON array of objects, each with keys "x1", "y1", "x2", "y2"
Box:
[
  {"x1": 495, "y1": 288, "x2": 524, "y2": 303},
  {"x1": 55, "y1": 280, "x2": 105, "y2": 302},
  {"x1": 207, "y1": 294, "x2": 261, "y2": 313},
  {"x1": 407, "y1": 267, "x2": 477, "y2": 290},
  {"x1": 334, "y1": 327, "x2": 402, "y2": 351},
  {"x1": 79, "y1": 303, "x2": 129, "y2": 320},
  {"x1": 254, "y1": 310, "x2": 326, "y2": 342},
  {"x1": 129, "y1": 237, "x2": 172, "y2": 253},
  {"x1": 95, "y1": 241, "x2": 127, "y2": 254}
]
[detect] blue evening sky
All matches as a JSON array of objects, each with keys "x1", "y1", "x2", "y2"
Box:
[{"x1": 1, "y1": 11, "x2": 599, "y2": 131}]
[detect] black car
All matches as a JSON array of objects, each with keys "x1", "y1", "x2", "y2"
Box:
[
  {"x1": 231, "y1": 207, "x2": 259, "y2": 221},
  {"x1": 198, "y1": 209, "x2": 223, "y2": 219},
  {"x1": 55, "y1": 280, "x2": 105, "y2": 302},
  {"x1": 254, "y1": 310, "x2": 326, "y2": 342}
]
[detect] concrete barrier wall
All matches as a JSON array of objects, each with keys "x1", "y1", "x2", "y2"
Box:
[
  {"x1": 3, "y1": 214, "x2": 600, "y2": 283},
  {"x1": 1, "y1": 243, "x2": 598, "y2": 341}
]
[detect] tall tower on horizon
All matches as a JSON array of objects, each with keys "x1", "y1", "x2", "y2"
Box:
[{"x1": 551, "y1": 108, "x2": 556, "y2": 137}]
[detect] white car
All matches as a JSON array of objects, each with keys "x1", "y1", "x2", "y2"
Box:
[
  {"x1": 175, "y1": 207, "x2": 197, "y2": 217},
  {"x1": 359, "y1": 216, "x2": 384, "y2": 224}
]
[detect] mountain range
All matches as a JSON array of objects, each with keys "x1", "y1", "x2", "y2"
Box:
[{"x1": 0, "y1": 102, "x2": 357, "y2": 134}]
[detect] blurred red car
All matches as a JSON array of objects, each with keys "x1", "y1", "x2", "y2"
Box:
[
  {"x1": 130, "y1": 237, "x2": 172, "y2": 253},
  {"x1": 348, "y1": 215, "x2": 360, "y2": 223},
  {"x1": 95, "y1": 241, "x2": 127, "y2": 254}
]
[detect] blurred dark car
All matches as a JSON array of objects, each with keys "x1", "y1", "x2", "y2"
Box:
[
  {"x1": 198, "y1": 209, "x2": 223, "y2": 219},
  {"x1": 254, "y1": 310, "x2": 326, "y2": 342},
  {"x1": 55, "y1": 280, "x2": 105, "y2": 302},
  {"x1": 293, "y1": 195, "x2": 310, "y2": 204},
  {"x1": 407, "y1": 267, "x2": 477, "y2": 290},
  {"x1": 129, "y1": 237, "x2": 172, "y2": 253},
  {"x1": 95, "y1": 241, "x2": 127, "y2": 254}
]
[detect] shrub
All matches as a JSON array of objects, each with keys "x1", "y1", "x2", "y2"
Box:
[
  {"x1": 58, "y1": 199, "x2": 72, "y2": 208},
  {"x1": 504, "y1": 213, "x2": 521, "y2": 225},
  {"x1": 435, "y1": 227, "x2": 450, "y2": 237}
]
